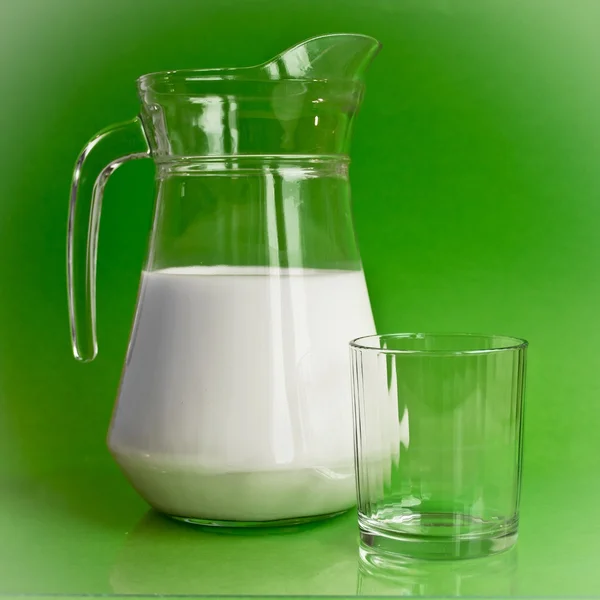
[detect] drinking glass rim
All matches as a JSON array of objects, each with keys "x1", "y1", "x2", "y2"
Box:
[{"x1": 349, "y1": 332, "x2": 528, "y2": 355}]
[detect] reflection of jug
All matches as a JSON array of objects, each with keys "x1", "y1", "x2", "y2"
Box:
[
  {"x1": 110, "y1": 510, "x2": 357, "y2": 596},
  {"x1": 67, "y1": 34, "x2": 380, "y2": 525},
  {"x1": 357, "y1": 541, "x2": 518, "y2": 596}
]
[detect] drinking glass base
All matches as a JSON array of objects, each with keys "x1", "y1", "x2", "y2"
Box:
[{"x1": 359, "y1": 513, "x2": 518, "y2": 560}]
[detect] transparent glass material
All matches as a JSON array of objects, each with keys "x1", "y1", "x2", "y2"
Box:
[
  {"x1": 350, "y1": 333, "x2": 528, "y2": 559},
  {"x1": 67, "y1": 34, "x2": 380, "y2": 526}
]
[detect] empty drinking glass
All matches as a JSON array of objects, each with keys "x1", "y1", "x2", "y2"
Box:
[{"x1": 350, "y1": 333, "x2": 527, "y2": 560}]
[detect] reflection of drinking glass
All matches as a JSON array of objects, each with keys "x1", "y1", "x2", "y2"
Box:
[
  {"x1": 350, "y1": 333, "x2": 528, "y2": 559},
  {"x1": 110, "y1": 510, "x2": 357, "y2": 596},
  {"x1": 357, "y1": 541, "x2": 518, "y2": 596}
]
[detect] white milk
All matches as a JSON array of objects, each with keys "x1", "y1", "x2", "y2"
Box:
[{"x1": 108, "y1": 266, "x2": 375, "y2": 522}]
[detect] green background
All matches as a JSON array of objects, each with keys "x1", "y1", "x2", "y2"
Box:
[{"x1": 1, "y1": 0, "x2": 600, "y2": 596}]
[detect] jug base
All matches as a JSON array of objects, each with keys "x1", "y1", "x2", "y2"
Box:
[{"x1": 168, "y1": 509, "x2": 349, "y2": 529}]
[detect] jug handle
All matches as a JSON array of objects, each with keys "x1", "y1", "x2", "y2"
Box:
[{"x1": 67, "y1": 117, "x2": 150, "y2": 362}]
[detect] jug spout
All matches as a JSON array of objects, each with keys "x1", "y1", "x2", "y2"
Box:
[
  {"x1": 133, "y1": 33, "x2": 381, "y2": 159},
  {"x1": 260, "y1": 33, "x2": 381, "y2": 81}
]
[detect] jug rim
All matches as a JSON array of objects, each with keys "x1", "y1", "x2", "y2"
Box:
[
  {"x1": 137, "y1": 69, "x2": 363, "y2": 90},
  {"x1": 138, "y1": 33, "x2": 381, "y2": 91}
]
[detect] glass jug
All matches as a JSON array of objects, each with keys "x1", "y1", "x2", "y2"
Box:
[{"x1": 67, "y1": 34, "x2": 380, "y2": 526}]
